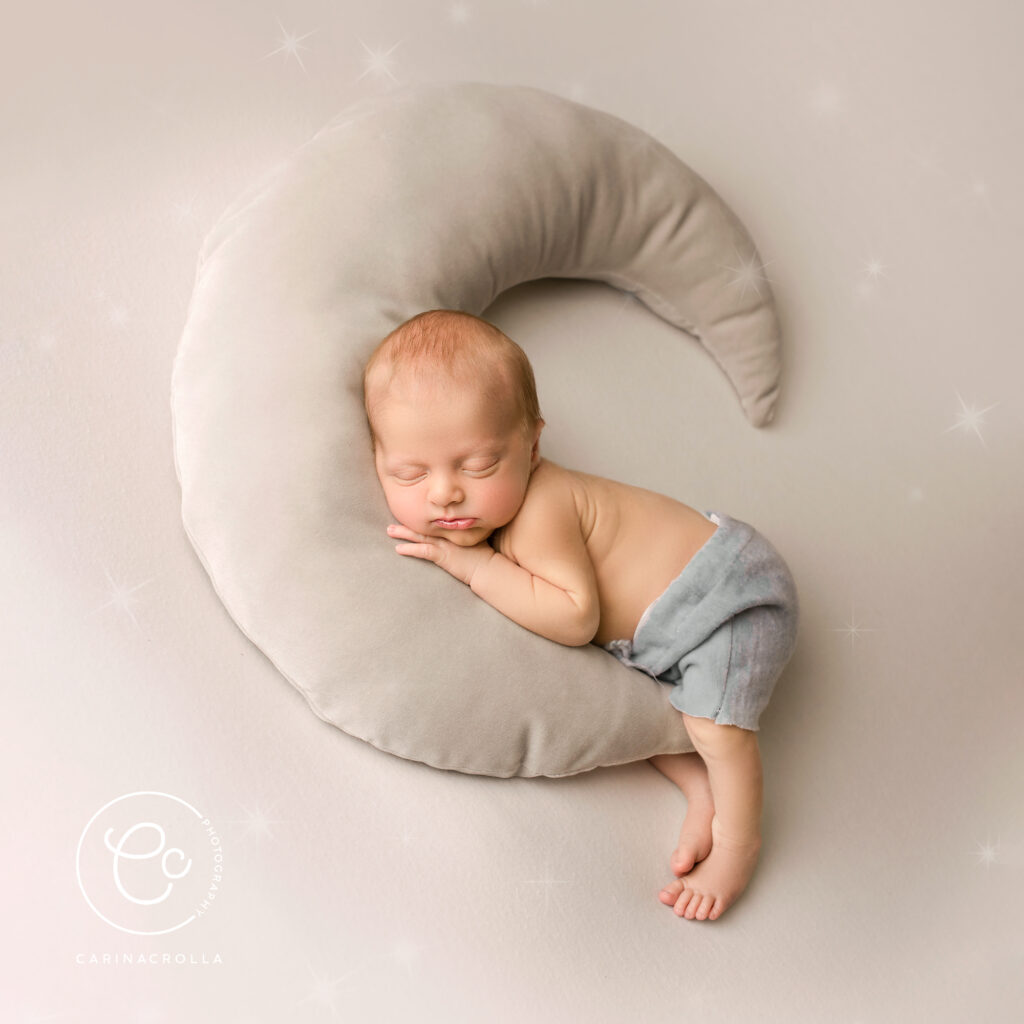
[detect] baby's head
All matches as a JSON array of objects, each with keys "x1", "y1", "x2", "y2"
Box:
[{"x1": 363, "y1": 309, "x2": 545, "y2": 546}]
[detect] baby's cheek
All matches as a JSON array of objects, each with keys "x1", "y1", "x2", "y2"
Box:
[
  {"x1": 491, "y1": 479, "x2": 527, "y2": 521},
  {"x1": 382, "y1": 486, "x2": 418, "y2": 527}
]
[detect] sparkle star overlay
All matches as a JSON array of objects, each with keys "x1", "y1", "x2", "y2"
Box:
[
  {"x1": 862, "y1": 256, "x2": 886, "y2": 280},
  {"x1": 295, "y1": 941, "x2": 423, "y2": 1013},
  {"x1": 89, "y1": 567, "x2": 156, "y2": 629},
  {"x1": 856, "y1": 253, "x2": 891, "y2": 299},
  {"x1": 945, "y1": 391, "x2": 998, "y2": 446},
  {"x1": 970, "y1": 839, "x2": 1003, "y2": 864},
  {"x1": 226, "y1": 801, "x2": 286, "y2": 841},
  {"x1": 171, "y1": 193, "x2": 202, "y2": 228},
  {"x1": 974, "y1": 838, "x2": 1001, "y2": 867},
  {"x1": 519, "y1": 859, "x2": 575, "y2": 911},
  {"x1": 720, "y1": 246, "x2": 774, "y2": 301},
  {"x1": 356, "y1": 39, "x2": 402, "y2": 83},
  {"x1": 830, "y1": 605, "x2": 879, "y2": 648},
  {"x1": 296, "y1": 961, "x2": 359, "y2": 1016},
  {"x1": 263, "y1": 20, "x2": 317, "y2": 75}
]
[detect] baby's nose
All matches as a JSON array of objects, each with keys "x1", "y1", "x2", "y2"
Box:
[{"x1": 429, "y1": 475, "x2": 464, "y2": 506}]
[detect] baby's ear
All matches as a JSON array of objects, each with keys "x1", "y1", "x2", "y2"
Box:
[{"x1": 529, "y1": 419, "x2": 545, "y2": 466}]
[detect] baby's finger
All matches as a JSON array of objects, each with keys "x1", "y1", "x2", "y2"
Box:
[
  {"x1": 387, "y1": 523, "x2": 423, "y2": 542},
  {"x1": 394, "y1": 541, "x2": 440, "y2": 562}
]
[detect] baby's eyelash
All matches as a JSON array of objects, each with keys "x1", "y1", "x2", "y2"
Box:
[{"x1": 389, "y1": 460, "x2": 497, "y2": 482}]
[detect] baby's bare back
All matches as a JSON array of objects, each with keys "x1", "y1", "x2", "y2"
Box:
[{"x1": 561, "y1": 463, "x2": 717, "y2": 646}]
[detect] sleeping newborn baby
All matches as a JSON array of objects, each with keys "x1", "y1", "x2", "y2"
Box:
[{"x1": 363, "y1": 309, "x2": 798, "y2": 922}]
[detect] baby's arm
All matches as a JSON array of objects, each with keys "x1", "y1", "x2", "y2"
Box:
[
  {"x1": 388, "y1": 469, "x2": 600, "y2": 646},
  {"x1": 468, "y1": 470, "x2": 599, "y2": 645}
]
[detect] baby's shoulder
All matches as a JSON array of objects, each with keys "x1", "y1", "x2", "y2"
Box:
[
  {"x1": 517, "y1": 458, "x2": 583, "y2": 520},
  {"x1": 493, "y1": 460, "x2": 585, "y2": 554}
]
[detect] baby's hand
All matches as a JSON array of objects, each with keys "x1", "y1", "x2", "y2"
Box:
[{"x1": 386, "y1": 524, "x2": 496, "y2": 587}]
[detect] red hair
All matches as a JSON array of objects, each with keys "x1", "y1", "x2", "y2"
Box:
[{"x1": 363, "y1": 309, "x2": 542, "y2": 441}]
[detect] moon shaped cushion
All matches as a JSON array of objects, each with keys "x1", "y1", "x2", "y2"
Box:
[{"x1": 171, "y1": 81, "x2": 783, "y2": 777}]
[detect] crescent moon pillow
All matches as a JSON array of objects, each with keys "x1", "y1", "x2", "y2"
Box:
[{"x1": 171, "y1": 81, "x2": 783, "y2": 777}]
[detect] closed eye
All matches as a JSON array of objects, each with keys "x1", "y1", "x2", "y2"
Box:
[
  {"x1": 462, "y1": 460, "x2": 499, "y2": 476},
  {"x1": 391, "y1": 471, "x2": 426, "y2": 484}
]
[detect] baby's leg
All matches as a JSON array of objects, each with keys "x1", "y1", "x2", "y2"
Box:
[
  {"x1": 659, "y1": 713, "x2": 763, "y2": 922},
  {"x1": 648, "y1": 752, "x2": 715, "y2": 875}
]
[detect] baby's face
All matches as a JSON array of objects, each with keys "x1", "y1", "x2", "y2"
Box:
[{"x1": 371, "y1": 377, "x2": 541, "y2": 548}]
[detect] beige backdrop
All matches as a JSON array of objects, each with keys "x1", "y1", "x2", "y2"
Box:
[{"x1": 3, "y1": 1, "x2": 1021, "y2": 1021}]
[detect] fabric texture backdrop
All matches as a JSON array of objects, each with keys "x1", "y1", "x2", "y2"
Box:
[{"x1": 3, "y1": 2, "x2": 1021, "y2": 1021}]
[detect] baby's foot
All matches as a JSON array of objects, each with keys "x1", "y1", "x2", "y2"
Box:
[
  {"x1": 658, "y1": 816, "x2": 761, "y2": 921},
  {"x1": 648, "y1": 752, "x2": 715, "y2": 876},
  {"x1": 669, "y1": 795, "x2": 714, "y2": 876}
]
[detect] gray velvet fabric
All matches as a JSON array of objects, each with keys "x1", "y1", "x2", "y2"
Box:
[{"x1": 171, "y1": 81, "x2": 784, "y2": 777}]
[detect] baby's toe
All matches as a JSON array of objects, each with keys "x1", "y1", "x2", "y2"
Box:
[
  {"x1": 674, "y1": 888, "x2": 701, "y2": 918},
  {"x1": 659, "y1": 878, "x2": 685, "y2": 906},
  {"x1": 695, "y1": 894, "x2": 715, "y2": 920},
  {"x1": 670, "y1": 849, "x2": 695, "y2": 876}
]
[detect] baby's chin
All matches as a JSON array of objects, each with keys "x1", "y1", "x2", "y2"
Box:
[{"x1": 432, "y1": 525, "x2": 494, "y2": 547}]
